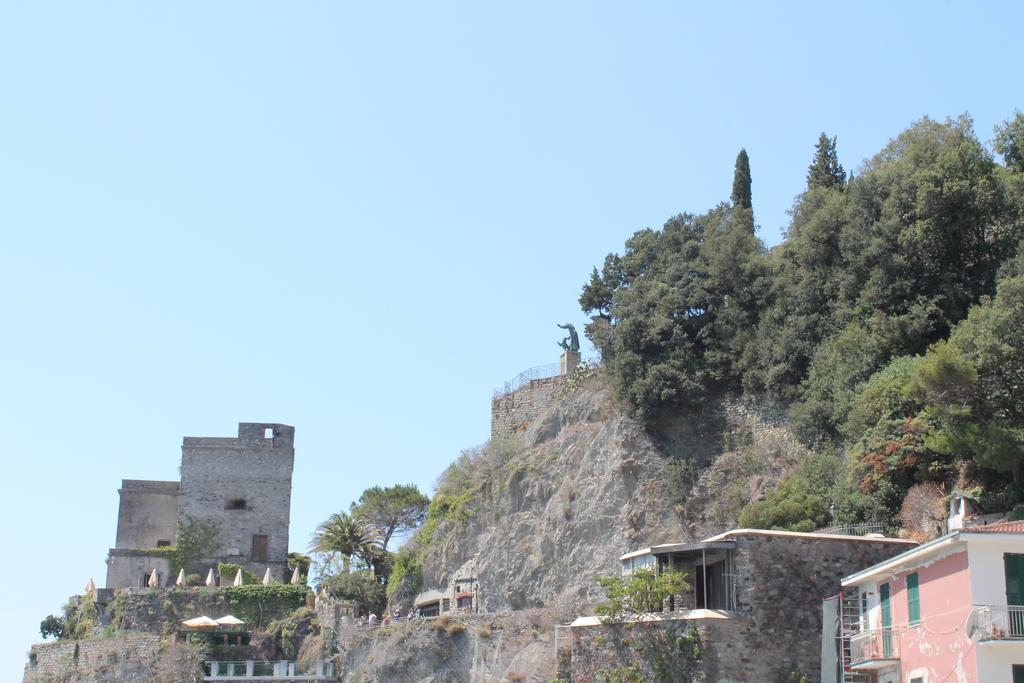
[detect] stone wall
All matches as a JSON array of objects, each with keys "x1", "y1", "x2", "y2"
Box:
[
  {"x1": 105, "y1": 550, "x2": 171, "y2": 591},
  {"x1": 112, "y1": 480, "x2": 180, "y2": 550},
  {"x1": 179, "y1": 423, "x2": 294, "y2": 581},
  {"x1": 490, "y1": 375, "x2": 566, "y2": 438},
  {"x1": 560, "y1": 531, "x2": 917, "y2": 682},
  {"x1": 24, "y1": 635, "x2": 169, "y2": 683}
]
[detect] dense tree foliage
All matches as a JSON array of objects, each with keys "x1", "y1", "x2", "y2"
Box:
[
  {"x1": 350, "y1": 484, "x2": 429, "y2": 553},
  {"x1": 581, "y1": 112, "x2": 1024, "y2": 530}
]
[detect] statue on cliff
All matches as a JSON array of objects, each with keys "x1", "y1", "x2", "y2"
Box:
[{"x1": 557, "y1": 323, "x2": 580, "y2": 353}]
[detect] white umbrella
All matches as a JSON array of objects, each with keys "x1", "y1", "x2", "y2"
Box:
[
  {"x1": 232, "y1": 569, "x2": 243, "y2": 586},
  {"x1": 147, "y1": 569, "x2": 159, "y2": 588},
  {"x1": 262, "y1": 568, "x2": 273, "y2": 586},
  {"x1": 205, "y1": 569, "x2": 215, "y2": 587},
  {"x1": 215, "y1": 615, "x2": 245, "y2": 626},
  {"x1": 290, "y1": 566, "x2": 301, "y2": 585},
  {"x1": 182, "y1": 616, "x2": 218, "y2": 629},
  {"x1": 84, "y1": 578, "x2": 96, "y2": 595},
  {"x1": 175, "y1": 569, "x2": 185, "y2": 587}
]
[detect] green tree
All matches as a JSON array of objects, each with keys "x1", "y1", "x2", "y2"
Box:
[
  {"x1": 838, "y1": 115, "x2": 1016, "y2": 353},
  {"x1": 39, "y1": 614, "x2": 65, "y2": 640},
  {"x1": 994, "y1": 110, "x2": 1024, "y2": 173},
  {"x1": 731, "y1": 148, "x2": 752, "y2": 210},
  {"x1": 350, "y1": 484, "x2": 430, "y2": 553},
  {"x1": 913, "y1": 273, "x2": 1024, "y2": 499},
  {"x1": 172, "y1": 516, "x2": 222, "y2": 575},
  {"x1": 321, "y1": 570, "x2": 387, "y2": 615},
  {"x1": 744, "y1": 187, "x2": 848, "y2": 399},
  {"x1": 595, "y1": 568, "x2": 690, "y2": 622},
  {"x1": 309, "y1": 511, "x2": 379, "y2": 575},
  {"x1": 806, "y1": 132, "x2": 846, "y2": 190}
]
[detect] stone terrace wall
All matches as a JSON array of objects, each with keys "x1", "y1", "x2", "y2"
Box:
[
  {"x1": 726, "y1": 533, "x2": 915, "y2": 681},
  {"x1": 24, "y1": 635, "x2": 165, "y2": 683},
  {"x1": 491, "y1": 375, "x2": 566, "y2": 438},
  {"x1": 559, "y1": 533, "x2": 916, "y2": 682}
]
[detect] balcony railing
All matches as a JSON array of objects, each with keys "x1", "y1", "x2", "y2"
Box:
[
  {"x1": 849, "y1": 629, "x2": 899, "y2": 668},
  {"x1": 970, "y1": 605, "x2": 1024, "y2": 641},
  {"x1": 204, "y1": 660, "x2": 333, "y2": 681}
]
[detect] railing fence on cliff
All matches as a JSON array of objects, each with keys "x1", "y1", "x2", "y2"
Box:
[
  {"x1": 813, "y1": 522, "x2": 884, "y2": 537},
  {"x1": 493, "y1": 355, "x2": 601, "y2": 399}
]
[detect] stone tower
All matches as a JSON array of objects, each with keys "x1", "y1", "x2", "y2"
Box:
[
  {"x1": 178, "y1": 423, "x2": 295, "y2": 582},
  {"x1": 105, "y1": 422, "x2": 295, "y2": 588}
]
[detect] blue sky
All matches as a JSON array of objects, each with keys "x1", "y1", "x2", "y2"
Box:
[{"x1": 1, "y1": 1, "x2": 1021, "y2": 677}]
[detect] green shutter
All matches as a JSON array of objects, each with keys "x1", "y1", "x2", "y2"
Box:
[
  {"x1": 880, "y1": 583, "x2": 893, "y2": 657},
  {"x1": 907, "y1": 573, "x2": 920, "y2": 625}
]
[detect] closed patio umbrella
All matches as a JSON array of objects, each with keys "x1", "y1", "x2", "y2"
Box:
[
  {"x1": 232, "y1": 569, "x2": 243, "y2": 586},
  {"x1": 262, "y1": 568, "x2": 273, "y2": 586}
]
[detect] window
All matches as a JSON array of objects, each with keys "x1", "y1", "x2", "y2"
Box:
[
  {"x1": 907, "y1": 572, "x2": 921, "y2": 625},
  {"x1": 910, "y1": 678, "x2": 924, "y2": 683},
  {"x1": 1013, "y1": 664, "x2": 1024, "y2": 683},
  {"x1": 156, "y1": 540, "x2": 171, "y2": 547},
  {"x1": 860, "y1": 590, "x2": 868, "y2": 630},
  {"x1": 265, "y1": 427, "x2": 274, "y2": 439},
  {"x1": 252, "y1": 534, "x2": 268, "y2": 562},
  {"x1": 226, "y1": 498, "x2": 247, "y2": 510}
]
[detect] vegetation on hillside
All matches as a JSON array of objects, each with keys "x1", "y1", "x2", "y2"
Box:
[{"x1": 581, "y1": 112, "x2": 1024, "y2": 532}]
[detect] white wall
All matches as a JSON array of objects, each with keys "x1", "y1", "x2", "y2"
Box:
[
  {"x1": 967, "y1": 534, "x2": 1024, "y2": 607},
  {"x1": 975, "y1": 645, "x2": 1024, "y2": 682}
]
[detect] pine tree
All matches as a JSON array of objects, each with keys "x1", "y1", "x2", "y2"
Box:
[
  {"x1": 806, "y1": 133, "x2": 846, "y2": 190},
  {"x1": 731, "y1": 148, "x2": 752, "y2": 209}
]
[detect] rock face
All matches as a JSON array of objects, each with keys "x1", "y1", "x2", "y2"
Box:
[
  {"x1": 333, "y1": 611, "x2": 567, "y2": 682},
  {"x1": 407, "y1": 373, "x2": 807, "y2": 616}
]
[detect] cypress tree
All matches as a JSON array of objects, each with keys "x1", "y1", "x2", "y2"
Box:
[
  {"x1": 731, "y1": 148, "x2": 752, "y2": 209},
  {"x1": 806, "y1": 133, "x2": 846, "y2": 190}
]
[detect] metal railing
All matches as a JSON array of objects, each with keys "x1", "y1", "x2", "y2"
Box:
[
  {"x1": 204, "y1": 660, "x2": 333, "y2": 680},
  {"x1": 970, "y1": 605, "x2": 1024, "y2": 641},
  {"x1": 493, "y1": 363, "x2": 563, "y2": 398},
  {"x1": 493, "y1": 356, "x2": 601, "y2": 398},
  {"x1": 814, "y1": 522, "x2": 884, "y2": 537},
  {"x1": 849, "y1": 629, "x2": 899, "y2": 664}
]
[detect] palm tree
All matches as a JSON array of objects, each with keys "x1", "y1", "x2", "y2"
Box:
[{"x1": 309, "y1": 511, "x2": 378, "y2": 574}]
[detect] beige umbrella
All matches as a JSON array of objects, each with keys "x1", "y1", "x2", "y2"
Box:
[
  {"x1": 84, "y1": 578, "x2": 96, "y2": 595},
  {"x1": 175, "y1": 569, "x2": 185, "y2": 587},
  {"x1": 232, "y1": 569, "x2": 243, "y2": 587},
  {"x1": 262, "y1": 568, "x2": 273, "y2": 586},
  {"x1": 215, "y1": 615, "x2": 245, "y2": 626},
  {"x1": 205, "y1": 569, "x2": 215, "y2": 587},
  {"x1": 147, "y1": 569, "x2": 159, "y2": 588},
  {"x1": 290, "y1": 566, "x2": 301, "y2": 585},
  {"x1": 181, "y1": 616, "x2": 218, "y2": 629}
]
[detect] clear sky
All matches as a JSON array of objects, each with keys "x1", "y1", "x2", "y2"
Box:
[{"x1": 1, "y1": 1, "x2": 1021, "y2": 677}]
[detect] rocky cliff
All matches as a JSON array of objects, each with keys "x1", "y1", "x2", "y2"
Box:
[{"x1": 395, "y1": 371, "x2": 807, "y2": 617}]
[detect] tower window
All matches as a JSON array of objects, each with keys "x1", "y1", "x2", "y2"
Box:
[
  {"x1": 265, "y1": 428, "x2": 274, "y2": 439},
  {"x1": 226, "y1": 498, "x2": 247, "y2": 510}
]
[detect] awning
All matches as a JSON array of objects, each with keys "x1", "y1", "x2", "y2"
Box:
[
  {"x1": 215, "y1": 615, "x2": 245, "y2": 626},
  {"x1": 182, "y1": 616, "x2": 218, "y2": 629}
]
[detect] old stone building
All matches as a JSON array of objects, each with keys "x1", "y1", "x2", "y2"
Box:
[{"x1": 105, "y1": 422, "x2": 295, "y2": 588}]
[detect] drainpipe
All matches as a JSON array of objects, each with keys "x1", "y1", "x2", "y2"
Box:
[{"x1": 702, "y1": 547, "x2": 708, "y2": 609}]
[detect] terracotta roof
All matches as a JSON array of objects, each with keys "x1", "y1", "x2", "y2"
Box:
[{"x1": 963, "y1": 520, "x2": 1024, "y2": 534}]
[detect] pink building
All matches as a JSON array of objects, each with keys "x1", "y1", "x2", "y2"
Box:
[{"x1": 837, "y1": 520, "x2": 1024, "y2": 683}]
